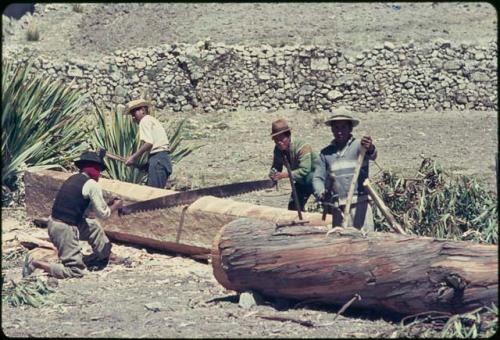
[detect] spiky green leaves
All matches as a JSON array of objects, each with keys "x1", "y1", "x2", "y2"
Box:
[{"x1": 2, "y1": 61, "x2": 87, "y2": 190}]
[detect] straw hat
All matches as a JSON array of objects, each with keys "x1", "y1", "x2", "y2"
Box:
[
  {"x1": 123, "y1": 99, "x2": 150, "y2": 115},
  {"x1": 324, "y1": 106, "x2": 359, "y2": 127},
  {"x1": 270, "y1": 118, "x2": 292, "y2": 137},
  {"x1": 74, "y1": 151, "x2": 107, "y2": 170}
]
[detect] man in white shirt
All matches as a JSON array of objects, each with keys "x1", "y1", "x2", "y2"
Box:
[
  {"x1": 124, "y1": 99, "x2": 172, "y2": 188},
  {"x1": 23, "y1": 151, "x2": 126, "y2": 279}
]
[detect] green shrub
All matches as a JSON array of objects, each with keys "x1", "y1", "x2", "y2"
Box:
[
  {"x1": 2, "y1": 61, "x2": 87, "y2": 192},
  {"x1": 373, "y1": 158, "x2": 497, "y2": 244}
]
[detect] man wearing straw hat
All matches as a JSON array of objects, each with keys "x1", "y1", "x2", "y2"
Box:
[
  {"x1": 124, "y1": 98, "x2": 172, "y2": 188},
  {"x1": 313, "y1": 107, "x2": 377, "y2": 231},
  {"x1": 269, "y1": 118, "x2": 318, "y2": 212},
  {"x1": 23, "y1": 151, "x2": 127, "y2": 279}
]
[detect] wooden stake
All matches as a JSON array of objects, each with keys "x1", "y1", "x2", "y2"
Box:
[
  {"x1": 282, "y1": 152, "x2": 303, "y2": 220},
  {"x1": 342, "y1": 147, "x2": 366, "y2": 228},
  {"x1": 363, "y1": 179, "x2": 406, "y2": 235},
  {"x1": 333, "y1": 294, "x2": 361, "y2": 320}
]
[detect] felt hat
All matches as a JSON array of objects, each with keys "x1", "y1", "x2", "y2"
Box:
[
  {"x1": 74, "y1": 151, "x2": 107, "y2": 170},
  {"x1": 324, "y1": 106, "x2": 359, "y2": 127},
  {"x1": 270, "y1": 118, "x2": 292, "y2": 137},
  {"x1": 123, "y1": 99, "x2": 150, "y2": 115}
]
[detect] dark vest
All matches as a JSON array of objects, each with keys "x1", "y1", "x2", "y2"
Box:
[{"x1": 51, "y1": 173, "x2": 91, "y2": 225}]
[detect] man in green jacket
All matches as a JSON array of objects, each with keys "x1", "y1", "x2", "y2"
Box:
[{"x1": 269, "y1": 118, "x2": 318, "y2": 212}]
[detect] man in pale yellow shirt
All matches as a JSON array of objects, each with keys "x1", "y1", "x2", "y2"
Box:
[{"x1": 124, "y1": 99, "x2": 172, "y2": 188}]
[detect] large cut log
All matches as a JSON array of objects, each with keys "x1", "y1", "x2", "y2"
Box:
[
  {"x1": 212, "y1": 218, "x2": 498, "y2": 315},
  {"x1": 24, "y1": 169, "x2": 328, "y2": 258}
]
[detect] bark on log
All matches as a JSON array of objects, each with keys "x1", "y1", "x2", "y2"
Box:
[
  {"x1": 24, "y1": 169, "x2": 328, "y2": 258},
  {"x1": 212, "y1": 218, "x2": 498, "y2": 316}
]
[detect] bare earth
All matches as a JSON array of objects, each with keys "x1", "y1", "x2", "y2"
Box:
[{"x1": 1, "y1": 2, "x2": 498, "y2": 338}]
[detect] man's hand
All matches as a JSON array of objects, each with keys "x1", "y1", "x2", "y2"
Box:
[
  {"x1": 107, "y1": 196, "x2": 120, "y2": 206},
  {"x1": 125, "y1": 155, "x2": 136, "y2": 166},
  {"x1": 361, "y1": 135, "x2": 375, "y2": 154},
  {"x1": 315, "y1": 191, "x2": 327, "y2": 202},
  {"x1": 109, "y1": 198, "x2": 123, "y2": 213},
  {"x1": 270, "y1": 171, "x2": 288, "y2": 181}
]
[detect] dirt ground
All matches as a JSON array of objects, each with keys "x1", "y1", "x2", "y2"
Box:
[
  {"x1": 1, "y1": 2, "x2": 498, "y2": 338},
  {"x1": 2, "y1": 107, "x2": 497, "y2": 338}
]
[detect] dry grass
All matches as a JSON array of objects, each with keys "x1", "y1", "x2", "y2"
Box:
[
  {"x1": 72, "y1": 4, "x2": 84, "y2": 13},
  {"x1": 26, "y1": 21, "x2": 39, "y2": 41}
]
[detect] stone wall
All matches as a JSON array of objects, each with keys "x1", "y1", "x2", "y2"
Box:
[{"x1": 5, "y1": 39, "x2": 497, "y2": 113}]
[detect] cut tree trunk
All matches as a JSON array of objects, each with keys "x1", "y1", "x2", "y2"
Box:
[
  {"x1": 212, "y1": 218, "x2": 498, "y2": 316},
  {"x1": 24, "y1": 169, "x2": 328, "y2": 259}
]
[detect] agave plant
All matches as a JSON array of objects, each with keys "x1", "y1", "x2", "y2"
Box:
[
  {"x1": 90, "y1": 103, "x2": 202, "y2": 184},
  {"x1": 2, "y1": 61, "x2": 87, "y2": 191}
]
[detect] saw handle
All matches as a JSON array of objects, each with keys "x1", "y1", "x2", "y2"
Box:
[{"x1": 102, "y1": 150, "x2": 149, "y2": 172}]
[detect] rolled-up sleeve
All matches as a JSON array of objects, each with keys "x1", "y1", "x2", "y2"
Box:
[{"x1": 82, "y1": 180, "x2": 111, "y2": 219}]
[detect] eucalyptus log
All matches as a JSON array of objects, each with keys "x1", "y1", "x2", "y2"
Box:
[
  {"x1": 212, "y1": 218, "x2": 498, "y2": 315},
  {"x1": 24, "y1": 169, "x2": 328, "y2": 258}
]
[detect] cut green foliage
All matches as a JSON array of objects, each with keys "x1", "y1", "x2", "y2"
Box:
[
  {"x1": 2, "y1": 276, "x2": 55, "y2": 308},
  {"x1": 2, "y1": 247, "x2": 27, "y2": 262},
  {"x1": 380, "y1": 304, "x2": 497, "y2": 338},
  {"x1": 2, "y1": 61, "x2": 87, "y2": 192},
  {"x1": 373, "y1": 158, "x2": 497, "y2": 244},
  {"x1": 90, "y1": 103, "x2": 202, "y2": 184}
]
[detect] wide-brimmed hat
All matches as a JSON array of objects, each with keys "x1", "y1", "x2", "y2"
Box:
[
  {"x1": 123, "y1": 99, "x2": 150, "y2": 116},
  {"x1": 324, "y1": 107, "x2": 359, "y2": 127},
  {"x1": 270, "y1": 118, "x2": 292, "y2": 137},
  {"x1": 74, "y1": 151, "x2": 107, "y2": 170}
]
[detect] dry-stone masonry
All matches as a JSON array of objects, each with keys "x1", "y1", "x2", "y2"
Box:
[{"x1": 5, "y1": 39, "x2": 497, "y2": 113}]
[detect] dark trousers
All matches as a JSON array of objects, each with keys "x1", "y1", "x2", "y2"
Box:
[
  {"x1": 287, "y1": 183, "x2": 314, "y2": 212},
  {"x1": 147, "y1": 151, "x2": 173, "y2": 188}
]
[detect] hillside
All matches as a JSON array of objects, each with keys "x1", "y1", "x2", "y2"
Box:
[{"x1": 2, "y1": 2, "x2": 497, "y2": 61}]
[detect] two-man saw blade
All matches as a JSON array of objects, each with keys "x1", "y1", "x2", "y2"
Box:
[{"x1": 119, "y1": 179, "x2": 275, "y2": 216}]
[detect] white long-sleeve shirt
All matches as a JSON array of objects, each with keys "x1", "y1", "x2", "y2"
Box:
[{"x1": 81, "y1": 173, "x2": 111, "y2": 218}]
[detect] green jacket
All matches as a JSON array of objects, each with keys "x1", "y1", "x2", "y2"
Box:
[{"x1": 270, "y1": 137, "x2": 318, "y2": 187}]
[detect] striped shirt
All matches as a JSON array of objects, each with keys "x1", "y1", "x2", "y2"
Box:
[{"x1": 313, "y1": 136, "x2": 377, "y2": 205}]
